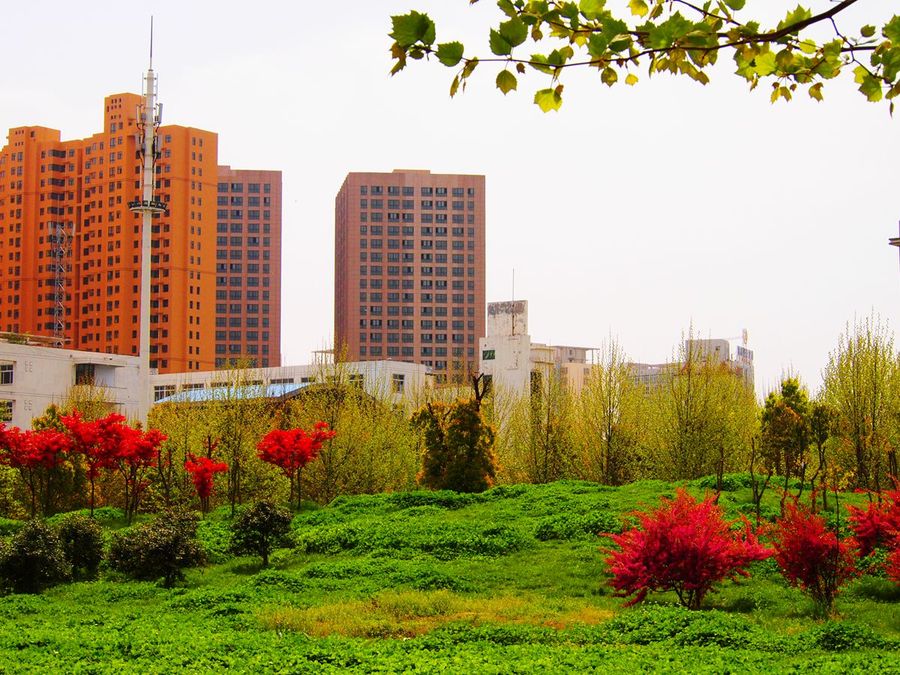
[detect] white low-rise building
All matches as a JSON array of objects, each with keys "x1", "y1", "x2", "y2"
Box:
[
  {"x1": 150, "y1": 359, "x2": 432, "y2": 406},
  {"x1": 478, "y1": 301, "x2": 593, "y2": 396},
  {"x1": 0, "y1": 337, "x2": 144, "y2": 428}
]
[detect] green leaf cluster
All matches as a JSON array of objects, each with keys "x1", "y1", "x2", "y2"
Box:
[{"x1": 388, "y1": 2, "x2": 900, "y2": 111}]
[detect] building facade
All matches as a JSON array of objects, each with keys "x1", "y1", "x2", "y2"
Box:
[
  {"x1": 0, "y1": 336, "x2": 143, "y2": 429},
  {"x1": 215, "y1": 167, "x2": 282, "y2": 368},
  {"x1": 335, "y1": 170, "x2": 485, "y2": 383},
  {"x1": 0, "y1": 94, "x2": 217, "y2": 373}
]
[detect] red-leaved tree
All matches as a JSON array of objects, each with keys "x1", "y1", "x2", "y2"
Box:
[
  {"x1": 0, "y1": 424, "x2": 72, "y2": 516},
  {"x1": 257, "y1": 422, "x2": 336, "y2": 509},
  {"x1": 61, "y1": 412, "x2": 120, "y2": 516},
  {"x1": 847, "y1": 490, "x2": 900, "y2": 557},
  {"x1": 184, "y1": 454, "x2": 228, "y2": 513},
  {"x1": 115, "y1": 426, "x2": 166, "y2": 522},
  {"x1": 604, "y1": 490, "x2": 771, "y2": 609},
  {"x1": 61, "y1": 412, "x2": 165, "y2": 520},
  {"x1": 772, "y1": 502, "x2": 858, "y2": 617}
]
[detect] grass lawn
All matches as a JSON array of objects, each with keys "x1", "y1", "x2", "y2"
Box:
[{"x1": 1, "y1": 477, "x2": 898, "y2": 672}]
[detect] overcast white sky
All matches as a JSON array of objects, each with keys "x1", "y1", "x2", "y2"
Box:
[{"x1": 2, "y1": 1, "x2": 897, "y2": 397}]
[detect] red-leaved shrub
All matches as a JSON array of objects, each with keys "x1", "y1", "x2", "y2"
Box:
[
  {"x1": 772, "y1": 502, "x2": 858, "y2": 616},
  {"x1": 604, "y1": 490, "x2": 771, "y2": 609},
  {"x1": 887, "y1": 548, "x2": 900, "y2": 585},
  {"x1": 847, "y1": 490, "x2": 900, "y2": 557}
]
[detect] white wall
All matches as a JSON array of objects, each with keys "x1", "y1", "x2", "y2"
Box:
[{"x1": 0, "y1": 343, "x2": 143, "y2": 429}]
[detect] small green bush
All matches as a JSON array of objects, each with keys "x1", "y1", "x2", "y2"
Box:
[
  {"x1": 0, "y1": 518, "x2": 23, "y2": 537},
  {"x1": 57, "y1": 515, "x2": 103, "y2": 580},
  {"x1": 250, "y1": 569, "x2": 308, "y2": 593},
  {"x1": 387, "y1": 491, "x2": 482, "y2": 510},
  {"x1": 692, "y1": 473, "x2": 754, "y2": 492},
  {"x1": 0, "y1": 520, "x2": 71, "y2": 593},
  {"x1": 805, "y1": 622, "x2": 891, "y2": 652},
  {"x1": 534, "y1": 512, "x2": 620, "y2": 541},
  {"x1": 108, "y1": 510, "x2": 206, "y2": 587},
  {"x1": 230, "y1": 501, "x2": 293, "y2": 567}
]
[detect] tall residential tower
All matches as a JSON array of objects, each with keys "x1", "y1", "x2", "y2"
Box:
[
  {"x1": 335, "y1": 169, "x2": 485, "y2": 382},
  {"x1": 215, "y1": 167, "x2": 282, "y2": 368},
  {"x1": 0, "y1": 95, "x2": 217, "y2": 374}
]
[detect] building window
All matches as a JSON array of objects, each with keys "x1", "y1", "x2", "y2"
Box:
[
  {"x1": 154, "y1": 384, "x2": 176, "y2": 402},
  {"x1": 0, "y1": 363, "x2": 12, "y2": 385},
  {"x1": 392, "y1": 373, "x2": 405, "y2": 394},
  {"x1": 0, "y1": 400, "x2": 11, "y2": 422},
  {"x1": 75, "y1": 363, "x2": 95, "y2": 385}
]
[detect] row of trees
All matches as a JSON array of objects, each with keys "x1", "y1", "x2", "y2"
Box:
[
  {"x1": 490, "y1": 316, "x2": 900, "y2": 498},
  {"x1": 0, "y1": 398, "x2": 334, "y2": 520},
  {"x1": 1, "y1": 316, "x2": 898, "y2": 518}
]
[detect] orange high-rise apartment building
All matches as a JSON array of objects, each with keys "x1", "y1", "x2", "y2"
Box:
[
  {"x1": 0, "y1": 95, "x2": 282, "y2": 373},
  {"x1": 335, "y1": 170, "x2": 485, "y2": 382}
]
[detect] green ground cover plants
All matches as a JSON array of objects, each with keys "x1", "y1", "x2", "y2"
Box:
[{"x1": 0, "y1": 478, "x2": 897, "y2": 672}]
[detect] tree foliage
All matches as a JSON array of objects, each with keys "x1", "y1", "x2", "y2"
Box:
[
  {"x1": 183, "y1": 454, "x2": 229, "y2": 514},
  {"x1": 257, "y1": 422, "x2": 335, "y2": 509},
  {"x1": 822, "y1": 315, "x2": 900, "y2": 491},
  {"x1": 413, "y1": 393, "x2": 498, "y2": 493},
  {"x1": 649, "y1": 339, "x2": 757, "y2": 481},
  {"x1": 761, "y1": 377, "x2": 811, "y2": 511},
  {"x1": 604, "y1": 489, "x2": 770, "y2": 609},
  {"x1": 0, "y1": 424, "x2": 72, "y2": 517},
  {"x1": 390, "y1": 1, "x2": 900, "y2": 111},
  {"x1": 575, "y1": 340, "x2": 643, "y2": 485},
  {"x1": 285, "y1": 365, "x2": 421, "y2": 504},
  {"x1": 847, "y1": 489, "x2": 900, "y2": 557},
  {"x1": 58, "y1": 412, "x2": 165, "y2": 522},
  {"x1": 499, "y1": 369, "x2": 578, "y2": 484}
]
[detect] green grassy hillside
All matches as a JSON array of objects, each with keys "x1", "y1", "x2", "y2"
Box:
[{"x1": 1, "y1": 478, "x2": 898, "y2": 673}]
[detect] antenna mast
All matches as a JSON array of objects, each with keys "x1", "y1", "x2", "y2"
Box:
[{"x1": 129, "y1": 17, "x2": 167, "y2": 421}]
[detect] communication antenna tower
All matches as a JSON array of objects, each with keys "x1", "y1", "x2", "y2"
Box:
[
  {"x1": 128, "y1": 17, "x2": 168, "y2": 420},
  {"x1": 51, "y1": 219, "x2": 70, "y2": 347}
]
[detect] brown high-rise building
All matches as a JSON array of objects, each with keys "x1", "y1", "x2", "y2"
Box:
[
  {"x1": 0, "y1": 94, "x2": 283, "y2": 374},
  {"x1": 335, "y1": 170, "x2": 485, "y2": 382},
  {"x1": 214, "y1": 167, "x2": 282, "y2": 368}
]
